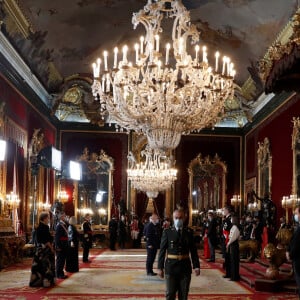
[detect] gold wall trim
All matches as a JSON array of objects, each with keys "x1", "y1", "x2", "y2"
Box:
[
  {"x1": 292, "y1": 117, "x2": 300, "y2": 195},
  {"x1": 257, "y1": 137, "x2": 272, "y2": 198},
  {"x1": 3, "y1": 0, "x2": 32, "y2": 38}
]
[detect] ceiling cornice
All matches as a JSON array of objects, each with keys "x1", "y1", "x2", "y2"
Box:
[{"x1": 0, "y1": 30, "x2": 51, "y2": 106}]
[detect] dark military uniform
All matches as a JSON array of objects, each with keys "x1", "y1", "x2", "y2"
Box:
[
  {"x1": 55, "y1": 220, "x2": 69, "y2": 278},
  {"x1": 158, "y1": 226, "x2": 200, "y2": 300}
]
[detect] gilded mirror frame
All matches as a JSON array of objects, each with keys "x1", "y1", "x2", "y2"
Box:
[
  {"x1": 257, "y1": 137, "x2": 272, "y2": 198},
  {"x1": 74, "y1": 148, "x2": 114, "y2": 227},
  {"x1": 292, "y1": 117, "x2": 300, "y2": 196},
  {"x1": 188, "y1": 153, "x2": 227, "y2": 226}
]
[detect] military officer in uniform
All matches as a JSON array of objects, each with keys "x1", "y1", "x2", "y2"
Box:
[
  {"x1": 222, "y1": 205, "x2": 232, "y2": 278},
  {"x1": 157, "y1": 208, "x2": 200, "y2": 300},
  {"x1": 55, "y1": 211, "x2": 69, "y2": 279}
]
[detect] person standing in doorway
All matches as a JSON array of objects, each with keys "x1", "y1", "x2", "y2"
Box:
[
  {"x1": 145, "y1": 213, "x2": 160, "y2": 276},
  {"x1": 157, "y1": 208, "x2": 200, "y2": 300},
  {"x1": 82, "y1": 213, "x2": 93, "y2": 263}
]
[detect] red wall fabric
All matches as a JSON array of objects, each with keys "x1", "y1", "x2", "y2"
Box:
[
  {"x1": 245, "y1": 93, "x2": 300, "y2": 223},
  {"x1": 0, "y1": 74, "x2": 57, "y2": 229},
  {"x1": 0, "y1": 75, "x2": 56, "y2": 145}
]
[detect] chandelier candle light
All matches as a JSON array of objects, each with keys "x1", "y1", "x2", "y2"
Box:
[
  {"x1": 127, "y1": 145, "x2": 177, "y2": 198},
  {"x1": 92, "y1": 0, "x2": 236, "y2": 150}
]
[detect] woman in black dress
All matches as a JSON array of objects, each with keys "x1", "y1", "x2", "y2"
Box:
[
  {"x1": 66, "y1": 216, "x2": 79, "y2": 272},
  {"x1": 29, "y1": 212, "x2": 55, "y2": 287}
]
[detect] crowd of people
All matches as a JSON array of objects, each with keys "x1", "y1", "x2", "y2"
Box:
[{"x1": 27, "y1": 202, "x2": 300, "y2": 300}]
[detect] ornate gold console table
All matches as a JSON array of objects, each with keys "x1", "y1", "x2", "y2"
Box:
[{"x1": 0, "y1": 218, "x2": 25, "y2": 269}]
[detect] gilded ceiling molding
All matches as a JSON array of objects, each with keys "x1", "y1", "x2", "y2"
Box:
[
  {"x1": 0, "y1": 30, "x2": 51, "y2": 105},
  {"x1": 51, "y1": 75, "x2": 105, "y2": 126},
  {"x1": 0, "y1": 0, "x2": 63, "y2": 96},
  {"x1": 2, "y1": 0, "x2": 32, "y2": 37},
  {"x1": 259, "y1": 8, "x2": 300, "y2": 83}
]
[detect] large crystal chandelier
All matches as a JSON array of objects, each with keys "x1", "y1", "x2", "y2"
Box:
[
  {"x1": 127, "y1": 145, "x2": 177, "y2": 198},
  {"x1": 92, "y1": 0, "x2": 235, "y2": 150}
]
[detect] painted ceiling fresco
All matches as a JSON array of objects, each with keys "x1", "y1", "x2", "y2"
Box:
[
  {"x1": 6, "y1": 0, "x2": 298, "y2": 124},
  {"x1": 16, "y1": 0, "x2": 297, "y2": 83}
]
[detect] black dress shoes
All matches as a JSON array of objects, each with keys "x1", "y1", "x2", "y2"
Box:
[
  {"x1": 83, "y1": 260, "x2": 92, "y2": 263},
  {"x1": 223, "y1": 275, "x2": 230, "y2": 278},
  {"x1": 147, "y1": 272, "x2": 157, "y2": 276},
  {"x1": 57, "y1": 275, "x2": 68, "y2": 279}
]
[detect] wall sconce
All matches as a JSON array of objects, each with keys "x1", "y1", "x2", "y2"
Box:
[
  {"x1": 192, "y1": 209, "x2": 199, "y2": 215},
  {"x1": 38, "y1": 201, "x2": 51, "y2": 211},
  {"x1": 282, "y1": 194, "x2": 300, "y2": 222},
  {"x1": 57, "y1": 190, "x2": 69, "y2": 203},
  {"x1": 0, "y1": 139, "x2": 6, "y2": 161},
  {"x1": 77, "y1": 207, "x2": 93, "y2": 216},
  {"x1": 6, "y1": 191, "x2": 20, "y2": 210},
  {"x1": 231, "y1": 195, "x2": 241, "y2": 215}
]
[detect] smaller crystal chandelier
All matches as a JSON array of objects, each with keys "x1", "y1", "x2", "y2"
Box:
[
  {"x1": 92, "y1": 0, "x2": 235, "y2": 150},
  {"x1": 127, "y1": 145, "x2": 177, "y2": 198}
]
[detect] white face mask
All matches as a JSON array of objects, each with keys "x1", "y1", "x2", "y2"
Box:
[{"x1": 174, "y1": 218, "x2": 183, "y2": 229}]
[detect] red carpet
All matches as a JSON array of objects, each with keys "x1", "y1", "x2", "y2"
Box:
[{"x1": 0, "y1": 249, "x2": 298, "y2": 300}]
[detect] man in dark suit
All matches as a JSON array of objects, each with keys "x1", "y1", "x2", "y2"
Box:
[
  {"x1": 157, "y1": 208, "x2": 200, "y2": 300},
  {"x1": 145, "y1": 213, "x2": 160, "y2": 275},
  {"x1": 207, "y1": 211, "x2": 218, "y2": 262},
  {"x1": 82, "y1": 213, "x2": 93, "y2": 262},
  {"x1": 286, "y1": 205, "x2": 300, "y2": 298}
]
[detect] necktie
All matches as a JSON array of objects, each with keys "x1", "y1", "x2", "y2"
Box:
[{"x1": 178, "y1": 229, "x2": 181, "y2": 238}]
